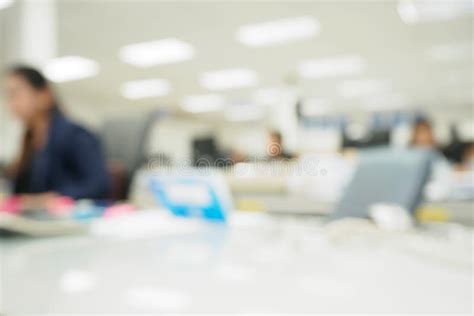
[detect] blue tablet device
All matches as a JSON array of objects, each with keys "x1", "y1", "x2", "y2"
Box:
[{"x1": 149, "y1": 174, "x2": 232, "y2": 222}]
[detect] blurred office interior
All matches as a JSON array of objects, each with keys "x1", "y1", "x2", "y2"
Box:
[
  {"x1": 0, "y1": 0, "x2": 473, "y2": 314},
  {"x1": 1, "y1": 0, "x2": 473, "y2": 167}
]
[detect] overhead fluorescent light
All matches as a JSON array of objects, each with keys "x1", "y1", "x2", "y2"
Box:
[
  {"x1": 226, "y1": 105, "x2": 264, "y2": 122},
  {"x1": 43, "y1": 56, "x2": 99, "y2": 83},
  {"x1": 199, "y1": 68, "x2": 259, "y2": 91},
  {"x1": 301, "y1": 98, "x2": 331, "y2": 116},
  {"x1": 119, "y1": 38, "x2": 194, "y2": 67},
  {"x1": 299, "y1": 55, "x2": 366, "y2": 79},
  {"x1": 397, "y1": 0, "x2": 420, "y2": 24},
  {"x1": 427, "y1": 42, "x2": 471, "y2": 62},
  {"x1": 0, "y1": 0, "x2": 14, "y2": 10},
  {"x1": 237, "y1": 16, "x2": 320, "y2": 47},
  {"x1": 181, "y1": 94, "x2": 225, "y2": 113},
  {"x1": 397, "y1": 0, "x2": 472, "y2": 24},
  {"x1": 121, "y1": 79, "x2": 170, "y2": 100},
  {"x1": 339, "y1": 79, "x2": 391, "y2": 98}
]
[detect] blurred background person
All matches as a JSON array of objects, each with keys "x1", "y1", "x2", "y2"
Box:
[
  {"x1": 267, "y1": 130, "x2": 294, "y2": 161},
  {"x1": 457, "y1": 142, "x2": 474, "y2": 171},
  {"x1": 3, "y1": 66, "x2": 109, "y2": 209},
  {"x1": 410, "y1": 118, "x2": 437, "y2": 149},
  {"x1": 409, "y1": 117, "x2": 453, "y2": 190}
]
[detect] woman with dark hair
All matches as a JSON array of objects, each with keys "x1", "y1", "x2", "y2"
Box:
[{"x1": 3, "y1": 65, "x2": 109, "y2": 208}]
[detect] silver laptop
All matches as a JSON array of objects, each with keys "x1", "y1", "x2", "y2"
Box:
[{"x1": 331, "y1": 148, "x2": 433, "y2": 220}]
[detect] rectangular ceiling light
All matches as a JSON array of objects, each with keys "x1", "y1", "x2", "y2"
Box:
[
  {"x1": 237, "y1": 16, "x2": 320, "y2": 47},
  {"x1": 339, "y1": 79, "x2": 391, "y2": 98},
  {"x1": 119, "y1": 38, "x2": 194, "y2": 67},
  {"x1": 0, "y1": 0, "x2": 14, "y2": 10},
  {"x1": 298, "y1": 55, "x2": 366, "y2": 79},
  {"x1": 397, "y1": 0, "x2": 472, "y2": 24},
  {"x1": 121, "y1": 79, "x2": 170, "y2": 100},
  {"x1": 199, "y1": 68, "x2": 259, "y2": 91},
  {"x1": 181, "y1": 94, "x2": 225, "y2": 113},
  {"x1": 43, "y1": 56, "x2": 99, "y2": 83}
]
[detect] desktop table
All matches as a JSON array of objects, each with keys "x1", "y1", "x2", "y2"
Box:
[{"x1": 0, "y1": 211, "x2": 472, "y2": 314}]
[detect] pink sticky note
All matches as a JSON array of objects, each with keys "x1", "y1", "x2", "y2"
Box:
[
  {"x1": 48, "y1": 196, "x2": 75, "y2": 216},
  {"x1": 0, "y1": 196, "x2": 22, "y2": 214},
  {"x1": 103, "y1": 203, "x2": 135, "y2": 218}
]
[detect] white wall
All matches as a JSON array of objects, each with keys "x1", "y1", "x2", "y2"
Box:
[
  {"x1": 0, "y1": 104, "x2": 22, "y2": 164},
  {"x1": 146, "y1": 118, "x2": 213, "y2": 165}
]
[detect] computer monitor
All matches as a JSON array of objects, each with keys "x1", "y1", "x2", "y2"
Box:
[
  {"x1": 192, "y1": 137, "x2": 232, "y2": 168},
  {"x1": 342, "y1": 129, "x2": 391, "y2": 149},
  {"x1": 192, "y1": 137, "x2": 220, "y2": 167}
]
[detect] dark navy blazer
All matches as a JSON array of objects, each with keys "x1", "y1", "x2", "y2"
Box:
[{"x1": 14, "y1": 109, "x2": 110, "y2": 200}]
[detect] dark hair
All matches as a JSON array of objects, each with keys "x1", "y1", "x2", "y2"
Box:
[
  {"x1": 9, "y1": 65, "x2": 49, "y2": 90},
  {"x1": 8, "y1": 65, "x2": 60, "y2": 111},
  {"x1": 6, "y1": 65, "x2": 59, "y2": 181},
  {"x1": 413, "y1": 117, "x2": 432, "y2": 128}
]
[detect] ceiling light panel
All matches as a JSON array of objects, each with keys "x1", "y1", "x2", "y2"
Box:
[
  {"x1": 121, "y1": 79, "x2": 170, "y2": 100},
  {"x1": 119, "y1": 38, "x2": 194, "y2": 67},
  {"x1": 43, "y1": 56, "x2": 99, "y2": 83},
  {"x1": 199, "y1": 68, "x2": 259, "y2": 91},
  {"x1": 339, "y1": 79, "x2": 391, "y2": 98},
  {"x1": 299, "y1": 55, "x2": 366, "y2": 79},
  {"x1": 397, "y1": 0, "x2": 473, "y2": 24},
  {"x1": 181, "y1": 94, "x2": 226, "y2": 113},
  {"x1": 237, "y1": 16, "x2": 320, "y2": 47},
  {"x1": 0, "y1": 0, "x2": 14, "y2": 10}
]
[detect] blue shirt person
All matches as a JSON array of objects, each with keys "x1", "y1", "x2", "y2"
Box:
[{"x1": 4, "y1": 66, "x2": 109, "y2": 207}]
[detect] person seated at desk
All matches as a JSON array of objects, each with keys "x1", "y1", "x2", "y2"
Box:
[
  {"x1": 410, "y1": 118, "x2": 438, "y2": 149},
  {"x1": 267, "y1": 130, "x2": 294, "y2": 161},
  {"x1": 457, "y1": 142, "x2": 474, "y2": 171},
  {"x1": 2, "y1": 66, "x2": 110, "y2": 209},
  {"x1": 410, "y1": 117, "x2": 451, "y2": 179}
]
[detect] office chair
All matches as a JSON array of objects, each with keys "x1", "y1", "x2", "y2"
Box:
[{"x1": 100, "y1": 112, "x2": 160, "y2": 200}]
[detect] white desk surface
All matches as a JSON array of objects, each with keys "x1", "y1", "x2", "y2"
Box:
[{"x1": 1, "y1": 211, "x2": 472, "y2": 314}]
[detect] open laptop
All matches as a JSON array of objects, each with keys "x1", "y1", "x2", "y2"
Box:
[{"x1": 330, "y1": 148, "x2": 433, "y2": 220}]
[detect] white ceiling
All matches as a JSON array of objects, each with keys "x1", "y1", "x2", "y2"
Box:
[{"x1": 9, "y1": 1, "x2": 474, "y2": 115}]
